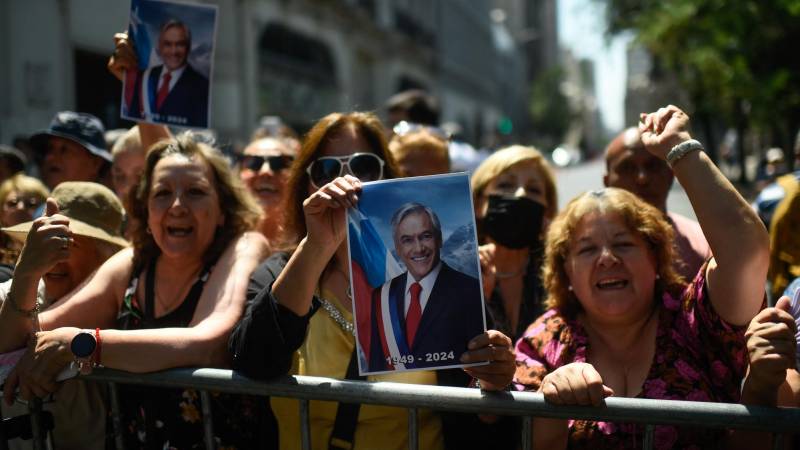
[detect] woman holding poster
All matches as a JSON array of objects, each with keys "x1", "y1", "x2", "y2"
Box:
[{"x1": 229, "y1": 112, "x2": 518, "y2": 450}]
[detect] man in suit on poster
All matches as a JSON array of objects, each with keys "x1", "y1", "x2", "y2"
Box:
[
  {"x1": 368, "y1": 202, "x2": 483, "y2": 372},
  {"x1": 127, "y1": 19, "x2": 209, "y2": 127}
]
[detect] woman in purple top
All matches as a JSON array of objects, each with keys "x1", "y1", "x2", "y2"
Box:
[{"x1": 513, "y1": 105, "x2": 770, "y2": 449}]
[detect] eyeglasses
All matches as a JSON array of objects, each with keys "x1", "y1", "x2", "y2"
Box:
[
  {"x1": 306, "y1": 153, "x2": 385, "y2": 188},
  {"x1": 392, "y1": 121, "x2": 450, "y2": 141},
  {"x1": 3, "y1": 197, "x2": 42, "y2": 211},
  {"x1": 239, "y1": 154, "x2": 294, "y2": 173}
]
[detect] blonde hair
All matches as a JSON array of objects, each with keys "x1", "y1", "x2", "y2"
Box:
[
  {"x1": 542, "y1": 188, "x2": 684, "y2": 317},
  {"x1": 0, "y1": 174, "x2": 49, "y2": 219},
  {"x1": 111, "y1": 126, "x2": 143, "y2": 157},
  {"x1": 388, "y1": 129, "x2": 449, "y2": 173},
  {"x1": 0, "y1": 174, "x2": 49, "y2": 264},
  {"x1": 471, "y1": 145, "x2": 558, "y2": 219}
]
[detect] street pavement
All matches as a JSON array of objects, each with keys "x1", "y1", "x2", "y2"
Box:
[{"x1": 555, "y1": 158, "x2": 697, "y2": 221}]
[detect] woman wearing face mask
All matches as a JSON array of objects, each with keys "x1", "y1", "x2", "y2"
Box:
[
  {"x1": 230, "y1": 112, "x2": 518, "y2": 450},
  {"x1": 471, "y1": 146, "x2": 558, "y2": 340}
]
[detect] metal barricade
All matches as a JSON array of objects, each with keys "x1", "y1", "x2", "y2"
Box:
[{"x1": 7, "y1": 367, "x2": 800, "y2": 450}]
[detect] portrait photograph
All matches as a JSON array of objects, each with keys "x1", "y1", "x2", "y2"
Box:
[
  {"x1": 347, "y1": 173, "x2": 487, "y2": 376},
  {"x1": 121, "y1": 0, "x2": 217, "y2": 128}
]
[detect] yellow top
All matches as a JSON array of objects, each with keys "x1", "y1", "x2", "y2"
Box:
[{"x1": 271, "y1": 288, "x2": 444, "y2": 450}]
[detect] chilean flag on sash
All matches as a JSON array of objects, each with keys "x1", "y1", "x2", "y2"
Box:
[{"x1": 347, "y1": 207, "x2": 403, "y2": 368}]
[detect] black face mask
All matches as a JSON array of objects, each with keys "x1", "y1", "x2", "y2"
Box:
[{"x1": 482, "y1": 195, "x2": 545, "y2": 249}]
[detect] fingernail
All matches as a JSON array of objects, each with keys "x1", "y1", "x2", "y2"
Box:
[
  {"x1": 460, "y1": 353, "x2": 468, "y2": 362},
  {"x1": 468, "y1": 340, "x2": 477, "y2": 349}
]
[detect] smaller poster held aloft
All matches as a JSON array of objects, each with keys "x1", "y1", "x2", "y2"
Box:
[
  {"x1": 121, "y1": 0, "x2": 217, "y2": 129},
  {"x1": 347, "y1": 173, "x2": 487, "y2": 375}
]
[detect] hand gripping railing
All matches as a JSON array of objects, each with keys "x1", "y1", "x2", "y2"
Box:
[{"x1": 7, "y1": 367, "x2": 800, "y2": 450}]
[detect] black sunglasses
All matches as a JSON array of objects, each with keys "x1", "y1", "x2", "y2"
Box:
[
  {"x1": 306, "y1": 153, "x2": 385, "y2": 189},
  {"x1": 239, "y1": 154, "x2": 294, "y2": 173}
]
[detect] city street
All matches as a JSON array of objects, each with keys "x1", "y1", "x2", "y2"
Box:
[{"x1": 555, "y1": 157, "x2": 697, "y2": 220}]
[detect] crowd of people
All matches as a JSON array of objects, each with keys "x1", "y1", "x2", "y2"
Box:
[{"x1": 0, "y1": 31, "x2": 798, "y2": 450}]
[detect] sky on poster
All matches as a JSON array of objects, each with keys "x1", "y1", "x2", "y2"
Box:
[
  {"x1": 129, "y1": 0, "x2": 217, "y2": 75},
  {"x1": 357, "y1": 173, "x2": 476, "y2": 247}
]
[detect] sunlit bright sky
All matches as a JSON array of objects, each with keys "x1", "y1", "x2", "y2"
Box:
[{"x1": 557, "y1": 0, "x2": 633, "y2": 132}]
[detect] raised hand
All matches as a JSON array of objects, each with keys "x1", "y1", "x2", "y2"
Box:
[
  {"x1": 638, "y1": 105, "x2": 693, "y2": 160},
  {"x1": 107, "y1": 32, "x2": 139, "y2": 82},
  {"x1": 303, "y1": 175, "x2": 362, "y2": 253},
  {"x1": 461, "y1": 329, "x2": 515, "y2": 391},
  {"x1": 15, "y1": 199, "x2": 72, "y2": 280},
  {"x1": 745, "y1": 296, "x2": 797, "y2": 395},
  {"x1": 539, "y1": 362, "x2": 614, "y2": 407}
]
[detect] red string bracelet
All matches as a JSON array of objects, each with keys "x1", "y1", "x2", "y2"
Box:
[{"x1": 94, "y1": 327, "x2": 102, "y2": 367}]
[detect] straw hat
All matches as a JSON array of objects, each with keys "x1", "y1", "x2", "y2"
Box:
[{"x1": 2, "y1": 181, "x2": 128, "y2": 248}]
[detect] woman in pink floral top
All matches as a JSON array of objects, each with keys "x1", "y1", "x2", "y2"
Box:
[{"x1": 513, "y1": 105, "x2": 770, "y2": 449}]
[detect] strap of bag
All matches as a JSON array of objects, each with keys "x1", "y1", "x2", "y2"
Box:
[{"x1": 328, "y1": 350, "x2": 367, "y2": 450}]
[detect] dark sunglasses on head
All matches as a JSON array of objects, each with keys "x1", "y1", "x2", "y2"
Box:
[
  {"x1": 306, "y1": 153, "x2": 385, "y2": 188},
  {"x1": 239, "y1": 154, "x2": 294, "y2": 173}
]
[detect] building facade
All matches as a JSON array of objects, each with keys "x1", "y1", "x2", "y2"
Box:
[{"x1": 1, "y1": 0, "x2": 544, "y2": 148}]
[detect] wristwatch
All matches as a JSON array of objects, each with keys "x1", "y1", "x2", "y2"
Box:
[{"x1": 70, "y1": 330, "x2": 97, "y2": 375}]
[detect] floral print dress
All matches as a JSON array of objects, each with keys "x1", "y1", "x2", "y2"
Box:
[{"x1": 513, "y1": 265, "x2": 748, "y2": 449}]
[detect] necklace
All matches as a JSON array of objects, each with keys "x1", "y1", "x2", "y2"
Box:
[
  {"x1": 318, "y1": 297, "x2": 355, "y2": 336},
  {"x1": 319, "y1": 261, "x2": 354, "y2": 335}
]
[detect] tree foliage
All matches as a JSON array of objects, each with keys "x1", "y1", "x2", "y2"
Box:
[
  {"x1": 529, "y1": 66, "x2": 576, "y2": 149},
  {"x1": 605, "y1": 0, "x2": 800, "y2": 153}
]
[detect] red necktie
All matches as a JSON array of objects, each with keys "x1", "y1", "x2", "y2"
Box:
[
  {"x1": 406, "y1": 282, "x2": 422, "y2": 348},
  {"x1": 156, "y1": 72, "x2": 172, "y2": 111}
]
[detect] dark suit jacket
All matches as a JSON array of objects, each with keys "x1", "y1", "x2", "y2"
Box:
[
  {"x1": 368, "y1": 262, "x2": 484, "y2": 372},
  {"x1": 126, "y1": 64, "x2": 209, "y2": 128}
]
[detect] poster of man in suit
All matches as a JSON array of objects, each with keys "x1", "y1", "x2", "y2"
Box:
[
  {"x1": 347, "y1": 173, "x2": 486, "y2": 375},
  {"x1": 121, "y1": 0, "x2": 216, "y2": 128}
]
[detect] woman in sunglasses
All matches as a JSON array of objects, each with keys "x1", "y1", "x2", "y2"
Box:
[
  {"x1": 0, "y1": 174, "x2": 49, "y2": 274},
  {"x1": 229, "y1": 112, "x2": 518, "y2": 450},
  {"x1": 238, "y1": 136, "x2": 297, "y2": 247}
]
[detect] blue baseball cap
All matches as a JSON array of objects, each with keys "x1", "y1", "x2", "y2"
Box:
[{"x1": 29, "y1": 111, "x2": 112, "y2": 163}]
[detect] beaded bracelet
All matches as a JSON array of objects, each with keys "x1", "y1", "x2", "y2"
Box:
[{"x1": 666, "y1": 139, "x2": 703, "y2": 168}]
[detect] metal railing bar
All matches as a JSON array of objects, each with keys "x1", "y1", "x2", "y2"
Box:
[
  {"x1": 85, "y1": 368, "x2": 800, "y2": 432},
  {"x1": 643, "y1": 424, "x2": 654, "y2": 450},
  {"x1": 27, "y1": 398, "x2": 45, "y2": 450},
  {"x1": 199, "y1": 391, "x2": 215, "y2": 450},
  {"x1": 0, "y1": 400, "x2": 9, "y2": 450},
  {"x1": 521, "y1": 416, "x2": 531, "y2": 450},
  {"x1": 407, "y1": 408, "x2": 418, "y2": 450},
  {"x1": 107, "y1": 382, "x2": 125, "y2": 450},
  {"x1": 299, "y1": 399, "x2": 311, "y2": 450},
  {"x1": 772, "y1": 433, "x2": 784, "y2": 450}
]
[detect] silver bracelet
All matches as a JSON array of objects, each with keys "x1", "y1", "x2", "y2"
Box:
[{"x1": 666, "y1": 139, "x2": 703, "y2": 167}]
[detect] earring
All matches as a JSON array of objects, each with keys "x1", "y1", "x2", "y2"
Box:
[
  {"x1": 146, "y1": 226, "x2": 152, "y2": 234},
  {"x1": 568, "y1": 285, "x2": 573, "y2": 291},
  {"x1": 655, "y1": 274, "x2": 660, "y2": 280}
]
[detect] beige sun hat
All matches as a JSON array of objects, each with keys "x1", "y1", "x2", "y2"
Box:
[{"x1": 2, "y1": 181, "x2": 128, "y2": 248}]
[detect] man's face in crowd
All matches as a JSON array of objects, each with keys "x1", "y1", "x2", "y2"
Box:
[
  {"x1": 603, "y1": 129, "x2": 673, "y2": 213},
  {"x1": 41, "y1": 137, "x2": 104, "y2": 189},
  {"x1": 158, "y1": 25, "x2": 189, "y2": 71},
  {"x1": 394, "y1": 211, "x2": 442, "y2": 281}
]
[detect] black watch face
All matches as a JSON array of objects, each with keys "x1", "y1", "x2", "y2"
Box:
[{"x1": 71, "y1": 332, "x2": 96, "y2": 358}]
